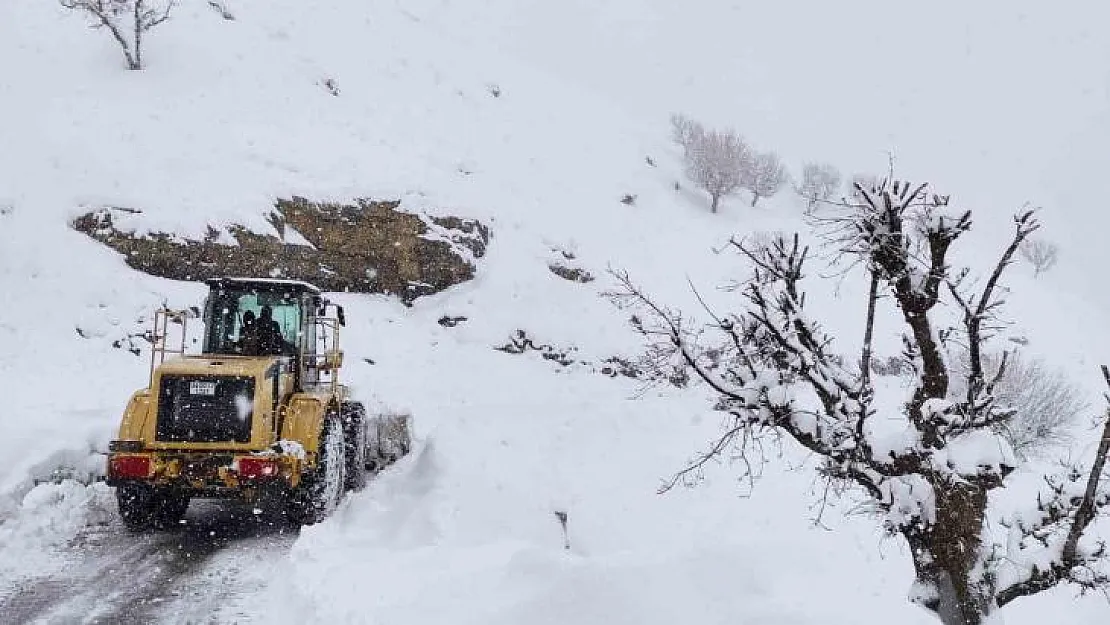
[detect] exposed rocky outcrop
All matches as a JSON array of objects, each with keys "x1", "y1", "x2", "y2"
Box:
[
  {"x1": 546, "y1": 246, "x2": 594, "y2": 284},
  {"x1": 73, "y1": 197, "x2": 490, "y2": 303},
  {"x1": 548, "y1": 263, "x2": 594, "y2": 283},
  {"x1": 493, "y1": 329, "x2": 642, "y2": 381}
]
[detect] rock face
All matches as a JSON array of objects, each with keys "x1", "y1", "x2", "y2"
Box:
[{"x1": 73, "y1": 197, "x2": 490, "y2": 303}]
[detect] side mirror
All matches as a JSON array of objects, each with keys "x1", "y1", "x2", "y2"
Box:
[{"x1": 337, "y1": 306, "x2": 346, "y2": 327}]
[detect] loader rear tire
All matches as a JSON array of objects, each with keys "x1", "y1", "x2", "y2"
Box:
[{"x1": 286, "y1": 415, "x2": 347, "y2": 526}]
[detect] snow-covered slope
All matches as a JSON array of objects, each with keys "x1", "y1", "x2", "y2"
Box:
[{"x1": 1, "y1": 0, "x2": 1108, "y2": 623}]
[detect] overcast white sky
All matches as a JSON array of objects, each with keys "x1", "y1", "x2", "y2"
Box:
[{"x1": 458, "y1": 0, "x2": 1108, "y2": 306}]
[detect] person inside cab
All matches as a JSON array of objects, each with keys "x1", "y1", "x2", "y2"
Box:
[
  {"x1": 256, "y1": 305, "x2": 287, "y2": 355},
  {"x1": 237, "y1": 310, "x2": 258, "y2": 355}
]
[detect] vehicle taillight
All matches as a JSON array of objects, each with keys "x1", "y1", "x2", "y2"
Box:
[
  {"x1": 108, "y1": 455, "x2": 151, "y2": 479},
  {"x1": 237, "y1": 457, "x2": 279, "y2": 479}
]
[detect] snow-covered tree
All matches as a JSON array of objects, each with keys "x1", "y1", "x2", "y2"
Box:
[
  {"x1": 741, "y1": 150, "x2": 788, "y2": 207},
  {"x1": 612, "y1": 178, "x2": 1110, "y2": 625},
  {"x1": 948, "y1": 349, "x2": 1083, "y2": 460},
  {"x1": 672, "y1": 115, "x2": 751, "y2": 213},
  {"x1": 59, "y1": 0, "x2": 177, "y2": 70},
  {"x1": 795, "y1": 162, "x2": 841, "y2": 213},
  {"x1": 670, "y1": 113, "x2": 700, "y2": 151},
  {"x1": 1019, "y1": 237, "x2": 1059, "y2": 277}
]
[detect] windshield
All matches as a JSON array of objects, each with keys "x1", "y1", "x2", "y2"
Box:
[{"x1": 203, "y1": 285, "x2": 302, "y2": 356}]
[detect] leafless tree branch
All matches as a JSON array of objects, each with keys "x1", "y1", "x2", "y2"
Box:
[{"x1": 60, "y1": 0, "x2": 177, "y2": 70}]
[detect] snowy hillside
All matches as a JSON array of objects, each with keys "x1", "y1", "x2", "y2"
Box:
[{"x1": 1, "y1": 0, "x2": 1109, "y2": 623}]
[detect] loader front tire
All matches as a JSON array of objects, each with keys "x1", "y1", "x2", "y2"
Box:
[
  {"x1": 341, "y1": 401, "x2": 368, "y2": 491},
  {"x1": 286, "y1": 415, "x2": 347, "y2": 526}
]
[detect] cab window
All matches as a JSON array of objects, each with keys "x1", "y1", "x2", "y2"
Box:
[{"x1": 203, "y1": 286, "x2": 302, "y2": 355}]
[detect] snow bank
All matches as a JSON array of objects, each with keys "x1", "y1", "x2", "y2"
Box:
[{"x1": 0, "y1": 481, "x2": 117, "y2": 580}]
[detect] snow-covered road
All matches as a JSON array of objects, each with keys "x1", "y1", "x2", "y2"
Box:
[{"x1": 0, "y1": 499, "x2": 295, "y2": 625}]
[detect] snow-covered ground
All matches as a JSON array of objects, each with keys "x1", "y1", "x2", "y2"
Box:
[{"x1": 1, "y1": 0, "x2": 1109, "y2": 623}]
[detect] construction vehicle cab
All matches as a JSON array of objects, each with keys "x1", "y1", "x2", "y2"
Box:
[{"x1": 105, "y1": 277, "x2": 411, "y2": 530}]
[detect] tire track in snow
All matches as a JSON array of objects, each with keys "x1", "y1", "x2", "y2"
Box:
[{"x1": 0, "y1": 500, "x2": 298, "y2": 625}]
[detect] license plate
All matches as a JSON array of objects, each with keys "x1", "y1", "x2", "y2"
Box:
[{"x1": 190, "y1": 381, "x2": 217, "y2": 396}]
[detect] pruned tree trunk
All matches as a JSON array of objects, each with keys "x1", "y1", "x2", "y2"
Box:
[
  {"x1": 905, "y1": 481, "x2": 991, "y2": 625},
  {"x1": 896, "y1": 285, "x2": 950, "y2": 446},
  {"x1": 711, "y1": 193, "x2": 720, "y2": 213}
]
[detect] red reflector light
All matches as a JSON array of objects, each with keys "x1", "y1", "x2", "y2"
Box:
[
  {"x1": 237, "y1": 458, "x2": 279, "y2": 479},
  {"x1": 109, "y1": 455, "x2": 151, "y2": 479}
]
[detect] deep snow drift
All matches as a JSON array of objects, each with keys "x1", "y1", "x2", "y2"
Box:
[{"x1": 1, "y1": 0, "x2": 1108, "y2": 623}]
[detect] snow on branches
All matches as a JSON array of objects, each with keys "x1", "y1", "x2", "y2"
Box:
[
  {"x1": 671, "y1": 114, "x2": 750, "y2": 213},
  {"x1": 741, "y1": 150, "x2": 788, "y2": 207},
  {"x1": 612, "y1": 177, "x2": 1110, "y2": 625}
]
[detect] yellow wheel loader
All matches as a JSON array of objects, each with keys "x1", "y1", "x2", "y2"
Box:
[{"x1": 104, "y1": 277, "x2": 412, "y2": 530}]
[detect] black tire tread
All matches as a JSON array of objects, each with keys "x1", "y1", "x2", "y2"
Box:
[
  {"x1": 286, "y1": 414, "x2": 347, "y2": 526},
  {"x1": 341, "y1": 401, "x2": 368, "y2": 491}
]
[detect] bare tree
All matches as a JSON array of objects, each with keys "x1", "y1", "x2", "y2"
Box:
[
  {"x1": 741, "y1": 151, "x2": 788, "y2": 207},
  {"x1": 795, "y1": 162, "x2": 842, "y2": 213},
  {"x1": 672, "y1": 115, "x2": 751, "y2": 213},
  {"x1": 612, "y1": 178, "x2": 1110, "y2": 625},
  {"x1": 670, "y1": 113, "x2": 701, "y2": 151},
  {"x1": 948, "y1": 349, "x2": 1084, "y2": 460},
  {"x1": 1019, "y1": 237, "x2": 1059, "y2": 277},
  {"x1": 59, "y1": 0, "x2": 178, "y2": 70}
]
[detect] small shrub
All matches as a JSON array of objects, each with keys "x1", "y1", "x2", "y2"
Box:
[
  {"x1": 60, "y1": 0, "x2": 178, "y2": 70},
  {"x1": 207, "y1": 0, "x2": 234, "y2": 20},
  {"x1": 1019, "y1": 237, "x2": 1059, "y2": 276},
  {"x1": 321, "y1": 78, "x2": 341, "y2": 96}
]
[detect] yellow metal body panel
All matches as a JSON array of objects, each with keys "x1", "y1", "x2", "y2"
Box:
[
  {"x1": 280, "y1": 392, "x2": 333, "y2": 457},
  {"x1": 114, "y1": 354, "x2": 346, "y2": 462},
  {"x1": 156, "y1": 354, "x2": 277, "y2": 378},
  {"x1": 142, "y1": 355, "x2": 284, "y2": 452},
  {"x1": 117, "y1": 389, "x2": 154, "y2": 441}
]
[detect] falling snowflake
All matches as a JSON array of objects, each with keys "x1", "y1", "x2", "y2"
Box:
[{"x1": 234, "y1": 393, "x2": 253, "y2": 421}]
